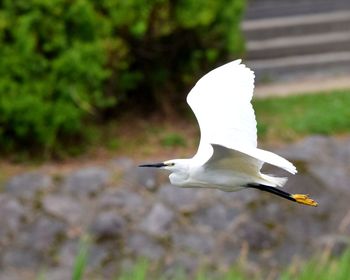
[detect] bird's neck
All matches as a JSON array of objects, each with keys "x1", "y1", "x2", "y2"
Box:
[
  {"x1": 169, "y1": 172, "x2": 189, "y2": 186},
  {"x1": 168, "y1": 159, "x2": 191, "y2": 186}
]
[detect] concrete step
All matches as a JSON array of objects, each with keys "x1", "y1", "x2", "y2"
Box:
[
  {"x1": 254, "y1": 75, "x2": 350, "y2": 98},
  {"x1": 247, "y1": 32, "x2": 350, "y2": 59},
  {"x1": 246, "y1": 51, "x2": 350, "y2": 82},
  {"x1": 243, "y1": 0, "x2": 350, "y2": 83},
  {"x1": 243, "y1": 11, "x2": 350, "y2": 40},
  {"x1": 246, "y1": 0, "x2": 350, "y2": 19}
]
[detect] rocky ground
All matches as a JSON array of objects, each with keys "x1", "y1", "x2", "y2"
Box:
[{"x1": 1, "y1": 135, "x2": 350, "y2": 279}]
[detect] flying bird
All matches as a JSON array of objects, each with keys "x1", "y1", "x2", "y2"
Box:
[{"x1": 139, "y1": 60, "x2": 317, "y2": 207}]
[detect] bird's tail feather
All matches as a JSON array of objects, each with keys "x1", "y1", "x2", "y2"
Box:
[
  {"x1": 255, "y1": 148, "x2": 297, "y2": 174},
  {"x1": 258, "y1": 174, "x2": 288, "y2": 188}
]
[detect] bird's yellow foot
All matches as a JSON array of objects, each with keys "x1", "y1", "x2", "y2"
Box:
[{"x1": 291, "y1": 194, "x2": 318, "y2": 207}]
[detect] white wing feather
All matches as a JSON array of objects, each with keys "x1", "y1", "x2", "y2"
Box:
[{"x1": 187, "y1": 60, "x2": 297, "y2": 174}]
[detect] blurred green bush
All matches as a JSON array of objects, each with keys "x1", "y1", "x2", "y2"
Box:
[{"x1": 0, "y1": 0, "x2": 245, "y2": 155}]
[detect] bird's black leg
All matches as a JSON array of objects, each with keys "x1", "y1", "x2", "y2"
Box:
[
  {"x1": 246, "y1": 184, "x2": 318, "y2": 206},
  {"x1": 247, "y1": 183, "x2": 296, "y2": 202}
]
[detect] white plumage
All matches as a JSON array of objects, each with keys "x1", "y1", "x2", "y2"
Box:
[
  {"x1": 187, "y1": 59, "x2": 296, "y2": 175},
  {"x1": 140, "y1": 60, "x2": 317, "y2": 206}
]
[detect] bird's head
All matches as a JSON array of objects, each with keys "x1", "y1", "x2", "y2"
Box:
[
  {"x1": 139, "y1": 159, "x2": 189, "y2": 172},
  {"x1": 139, "y1": 159, "x2": 190, "y2": 186}
]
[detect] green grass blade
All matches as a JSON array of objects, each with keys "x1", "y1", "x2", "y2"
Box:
[{"x1": 72, "y1": 238, "x2": 90, "y2": 280}]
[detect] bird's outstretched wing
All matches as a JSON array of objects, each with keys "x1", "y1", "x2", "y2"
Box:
[
  {"x1": 187, "y1": 60, "x2": 256, "y2": 164},
  {"x1": 187, "y1": 60, "x2": 296, "y2": 174}
]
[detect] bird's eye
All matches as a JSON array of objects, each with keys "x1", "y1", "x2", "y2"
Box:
[{"x1": 169, "y1": 162, "x2": 175, "y2": 166}]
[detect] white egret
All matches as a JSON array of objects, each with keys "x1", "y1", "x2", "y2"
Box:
[{"x1": 139, "y1": 60, "x2": 317, "y2": 207}]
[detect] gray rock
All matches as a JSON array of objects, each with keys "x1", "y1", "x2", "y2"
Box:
[
  {"x1": 274, "y1": 135, "x2": 332, "y2": 163},
  {"x1": 235, "y1": 222, "x2": 278, "y2": 251},
  {"x1": 329, "y1": 137, "x2": 350, "y2": 164},
  {"x1": 212, "y1": 214, "x2": 279, "y2": 267},
  {"x1": 172, "y1": 231, "x2": 214, "y2": 254},
  {"x1": 213, "y1": 188, "x2": 260, "y2": 208},
  {"x1": 5, "y1": 172, "x2": 52, "y2": 200},
  {"x1": 18, "y1": 217, "x2": 66, "y2": 252},
  {"x1": 2, "y1": 248, "x2": 41, "y2": 268},
  {"x1": 57, "y1": 241, "x2": 112, "y2": 273},
  {"x1": 0, "y1": 195, "x2": 26, "y2": 243},
  {"x1": 282, "y1": 173, "x2": 323, "y2": 199},
  {"x1": 309, "y1": 163, "x2": 350, "y2": 192},
  {"x1": 44, "y1": 268, "x2": 71, "y2": 280},
  {"x1": 163, "y1": 252, "x2": 198, "y2": 277},
  {"x1": 63, "y1": 167, "x2": 110, "y2": 197},
  {"x1": 125, "y1": 167, "x2": 158, "y2": 191},
  {"x1": 193, "y1": 204, "x2": 238, "y2": 230},
  {"x1": 126, "y1": 233, "x2": 165, "y2": 260},
  {"x1": 0, "y1": 270, "x2": 38, "y2": 280},
  {"x1": 43, "y1": 194, "x2": 84, "y2": 224},
  {"x1": 139, "y1": 168, "x2": 158, "y2": 190},
  {"x1": 214, "y1": 237, "x2": 241, "y2": 268},
  {"x1": 58, "y1": 240, "x2": 78, "y2": 268},
  {"x1": 274, "y1": 135, "x2": 350, "y2": 193},
  {"x1": 98, "y1": 189, "x2": 144, "y2": 216},
  {"x1": 90, "y1": 211, "x2": 125, "y2": 240},
  {"x1": 87, "y1": 244, "x2": 110, "y2": 270},
  {"x1": 316, "y1": 234, "x2": 350, "y2": 256},
  {"x1": 158, "y1": 184, "x2": 200, "y2": 212},
  {"x1": 275, "y1": 136, "x2": 350, "y2": 167},
  {"x1": 140, "y1": 203, "x2": 174, "y2": 237}
]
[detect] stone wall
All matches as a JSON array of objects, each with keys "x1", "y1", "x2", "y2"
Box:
[{"x1": 1, "y1": 136, "x2": 350, "y2": 279}]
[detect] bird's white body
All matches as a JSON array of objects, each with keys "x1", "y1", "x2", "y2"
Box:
[
  {"x1": 169, "y1": 161, "x2": 248, "y2": 192},
  {"x1": 160, "y1": 60, "x2": 296, "y2": 192},
  {"x1": 166, "y1": 145, "x2": 290, "y2": 192}
]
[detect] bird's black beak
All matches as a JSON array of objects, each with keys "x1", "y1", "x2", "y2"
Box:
[{"x1": 138, "y1": 162, "x2": 167, "y2": 168}]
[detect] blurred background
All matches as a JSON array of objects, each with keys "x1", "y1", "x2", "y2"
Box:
[{"x1": 0, "y1": 0, "x2": 350, "y2": 279}]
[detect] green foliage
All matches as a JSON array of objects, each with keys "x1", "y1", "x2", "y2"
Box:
[
  {"x1": 106, "y1": 138, "x2": 121, "y2": 151},
  {"x1": 118, "y1": 259, "x2": 150, "y2": 280},
  {"x1": 65, "y1": 247, "x2": 350, "y2": 280},
  {"x1": 72, "y1": 237, "x2": 90, "y2": 280},
  {"x1": 0, "y1": 0, "x2": 245, "y2": 156},
  {"x1": 281, "y1": 250, "x2": 350, "y2": 280},
  {"x1": 254, "y1": 90, "x2": 350, "y2": 140},
  {"x1": 161, "y1": 133, "x2": 187, "y2": 147}
]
